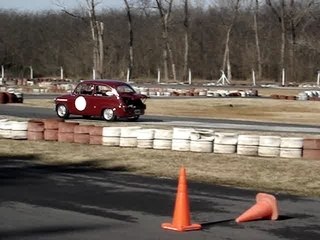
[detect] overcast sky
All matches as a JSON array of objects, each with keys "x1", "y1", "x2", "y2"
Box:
[{"x1": 0, "y1": 0, "x2": 122, "y2": 12}]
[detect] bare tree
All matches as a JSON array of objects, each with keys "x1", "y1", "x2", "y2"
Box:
[
  {"x1": 266, "y1": 0, "x2": 286, "y2": 81},
  {"x1": 221, "y1": 0, "x2": 241, "y2": 81},
  {"x1": 86, "y1": 0, "x2": 104, "y2": 79},
  {"x1": 253, "y1": 0, "x2": 262, "y2": 80},
  {"x1": 155, "y1": 0, "x2": 175, "y2": 82},
  {"x1": 182, "y1": 0, "x2": 190, "y2": 82},
  {"x1": 124, "y1": 0, "x2": 134, "y2": 80}
]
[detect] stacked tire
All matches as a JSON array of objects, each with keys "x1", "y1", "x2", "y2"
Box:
[
  {"x1": 280, "y1": 137, "x2": 303, "y2": 158},
  {"x1": 172, "y1": 128, "x2": 193, "y2": 151},
  {"x1": 44, "y1": 119, "x2": 63, "y2": 141},
  {"x1": 74, "y1": 124, "x2": 94, "y2": 144},
  {"x1": 258, "y1": 136, "x2": 281, "y2": 157},
  {"x1": 153, "y1": 129, "x2": 173, "y2": 150},
  {"x1": 89, "y1": 126, "x2": 103, "y2": 145},
  {"x1": 303, "y1": 139, "x2": 320, "y2": 160},
  {"x1": 214, "y1": 132, "x2": 238, "y2": 154},
  {"x1": 102, "y1": 127, "x2": 121, "y2": 146},
  {"x1": 0, "y1": 120, "x2": 12, "y2": 139},
  {"x1": 237, "y1": 135, "x2": 260, "y2": 156},
  {"x1": 58, "y1": 122, "x2": 79, "y2": 143},
  {"x1": 137, "y1": 129, "x2": 155, "y2": 149},
  {"x1": 190, "y1": 129, "x2": 215, "y2": 153},
  {"x1": 120, "y1": 127, "x2": 141, "y2": 147},
  {"x1": 28, "y1": 120, "x2": 45, "y2": 141},
  {"x1": 10, "y1": 121, "x2": 28, "y2": 140}
]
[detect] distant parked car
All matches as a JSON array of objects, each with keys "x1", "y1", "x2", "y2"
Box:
[{"x1": 54, "y1": 80, "x2": 147, "y2": 121}]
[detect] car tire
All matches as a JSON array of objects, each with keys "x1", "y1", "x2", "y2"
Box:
[
  {"x1": 56, "y1": 104, "x2": 70, "y2": 119},
  {"x1": 102, "y1": 108, "x2": 116, "y2": 121}
]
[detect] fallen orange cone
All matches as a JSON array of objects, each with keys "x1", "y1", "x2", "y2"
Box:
[
  {"x1": 161, "y1": 167, "x2": 201, "y2": 232},
  {"x1": 236, "y1": 193, "x2": 279, "y2": 223}
]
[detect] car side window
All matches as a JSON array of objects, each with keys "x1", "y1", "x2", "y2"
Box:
[
  {"x1": 95, "y1": 85, "x2": 112, "y2": 96},
  {"x1": 74, "y1": 83, "x2": 94, "y2": 95}
]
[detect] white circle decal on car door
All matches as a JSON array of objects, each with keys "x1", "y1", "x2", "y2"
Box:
[{"x1": 75, "y1": 96, "x2": 87, "y2": 111}]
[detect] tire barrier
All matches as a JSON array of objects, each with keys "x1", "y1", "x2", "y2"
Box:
[
  {"x1": 280, "y1": 137, "x2": 303, "y2": 158},
  {"x1": 89, "y1": 126, "x2": 103, "y2": 145},
  {"x1": 120, "y1": 127, "x2": 141, "y2": 147},
  {"x1": 1, "y1": 118, "x2": 320, "y2": 160},
  {"x1": 214, "y1": 132, "x2": 238, "y2": 154},
  {"x1": 258, "y1": 136, "x2": 281, "y2": 157},
  {"x1": 190, "y1": 129, "x2": 215, "y2": 153},
  {"x1": 0, "y1": 92, "x2": 9, "y2": 104},
  {"x1": 102, "y1": 127, "x2": 121, "y2": 146},
  {"x1": 57, "y1": 122, "x2": 79, "y2": 143},
  {"x1": 44, "y1": 119, "x2": 63, "y2": 141},
  {"x1": 153, "y1": 129, "x2": 173, "y2": 150},
  {"x1": 28, "y1": 120, "x2": 44, "y2": 141},
  {"x1": 303, "y1": 139, "x2": 320, "y2": 160},
  {"x1": 137, "y1": 129, "x2": 155, "y2": 149},
  {"x1": 172, "y1": 128, "x2": 194, "y2": 151},
  {"x1": 237, "y1": 135, "x2": 260, "y2": 156}
]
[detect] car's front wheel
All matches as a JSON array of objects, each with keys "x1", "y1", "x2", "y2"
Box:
[
  {"x1": 102, "y1": 108, "x2": 116, "y2": 121},
  {"x1": 56, "y1": 104, "x2": 70, "y2": 119}
]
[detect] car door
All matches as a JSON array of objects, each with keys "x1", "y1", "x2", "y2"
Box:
[{"x1": 70, "y1": 82, "x2": 95, "y2": 116}]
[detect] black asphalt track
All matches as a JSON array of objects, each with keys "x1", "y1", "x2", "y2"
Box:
[{"x1": 1, "y1": 157, "x2": 320, "y2": 240}]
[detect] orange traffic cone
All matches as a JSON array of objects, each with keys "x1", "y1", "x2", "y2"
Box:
[
  {"x1": 161, "y1": 167, "x2": 201, "y2": 232},
  {"x1": 236, "y1": 193, "x2": 279, "y2": 223}
]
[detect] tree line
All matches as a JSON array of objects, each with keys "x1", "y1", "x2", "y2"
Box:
[{"x1": 0, "y1": 0, "x2": 319, "y2": 83}]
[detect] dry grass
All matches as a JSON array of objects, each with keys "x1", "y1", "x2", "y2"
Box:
[{"x1": 1, "y1": 139, "x2": 320, "y2": 197}]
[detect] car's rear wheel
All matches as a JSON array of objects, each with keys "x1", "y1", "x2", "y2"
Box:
[
  {"x1": 102, "y1": 108, "x2": 116, "y2": 121},
  {"x1": 56, "y1": 104, "x2": 70, "y2": 119}
]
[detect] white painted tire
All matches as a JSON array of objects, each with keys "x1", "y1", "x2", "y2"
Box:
[
  {"x1": 214, "y1": 144, "x2": 236, "y2": 154},
  {"x1": 120, "y1": 137, "x2": 138, "y2": 147},
  {"x1": 190, "y1": 129, "x2": 215, "y2": 141},
  {"x1": 11, "y1": 121, "x2": 28, "y2": 131},
  {"x1": 102, "y1": 127, "x2": 121, "y2": 137},
  {"x1": 259, "y1": 136, "x2": 281, "y2": 147},
  {"x1": 153, "y1": 139, "x2": 172, "y2": 150},
  {"x1": 172, "y1": 139, "x2": 190, "y2": 151},
  {"x1": 190, "y1": 140, "x2": 213, "y2": 153},
  {"x1": 237, "y1": 145, "x2": 259, "y2": 156},
  {"x1": 215, "y1": 132, "x2": 238, "y2": 145},
  {"x1": 280, "y1": 148, "x2": 302, "y2": 158},
  {"x1": 258, "y1": 146, "x2": 280, "y2": 157},
  {"x1": 280, "y1": 137, "x2": 304, "y2": 148},
  {"x1": 172, "y1": 128, "x2": 194, "y2": 140},
  {"x1": 137, "y1": 129, "x2": 155, "y2": 140},
  {"x1": 137, "y1": 139, "x2": 154, "y2": 149},
  {"x1": 102, "y1": 136, "x2": 120, "y2": 146},
  {"x1": 238, "y1": 135, "x2": 260, "y2": 146},
  {"x1": 120, "y1": 127, "x2": 141, "y2": 138},
  {"x1": 154, "y1": 129, "x2": 173, "y2": 139}
]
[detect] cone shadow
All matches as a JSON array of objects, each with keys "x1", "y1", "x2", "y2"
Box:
[{"x1": 201, "y1": 219, "x2": 234, "y2": 229}]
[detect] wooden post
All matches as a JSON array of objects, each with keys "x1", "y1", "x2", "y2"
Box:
[
  {"x1": 126, "y1": 68, "x2": 130, "y2": 83},
  {"x1": 60, "y1": 66, "x2": 64, "y2": 80},
  {"x1": 252, "y1": 69, "x2": 256, "y2": 86},
  {"x1": 93, "y1": 68, "x2": 96, "y2": 80},
  {"x1": 317, "y1": 71, "x2": 320, "y2": 87},
  {"x1": 1, "y1": 65, "x2": 4, "y2": 79},
  {"x1": 157, "y1": 68, "x2": 161, "y2": 83},
  {"x1": 188, "y1": 68, "x2": 192, "y2": 85},
  {"x1": 282, "y1": 68, "x2": 285, "y2": 86},
  {"x1": 30, "y1": 66, "x2": 33, "y2": 79}
]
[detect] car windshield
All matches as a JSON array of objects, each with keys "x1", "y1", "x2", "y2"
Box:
[{"x1": 116, "y1": 84, "x2": 135, "y2": 93}]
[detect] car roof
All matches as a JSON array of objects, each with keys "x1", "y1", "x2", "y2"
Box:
[{"x1": 79, "y1": 79, "x2": 129, "y2": 88}]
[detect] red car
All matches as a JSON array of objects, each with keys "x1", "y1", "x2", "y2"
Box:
[{"x1": 54, "y1": 80, "x2": 147, "y2": 121}]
